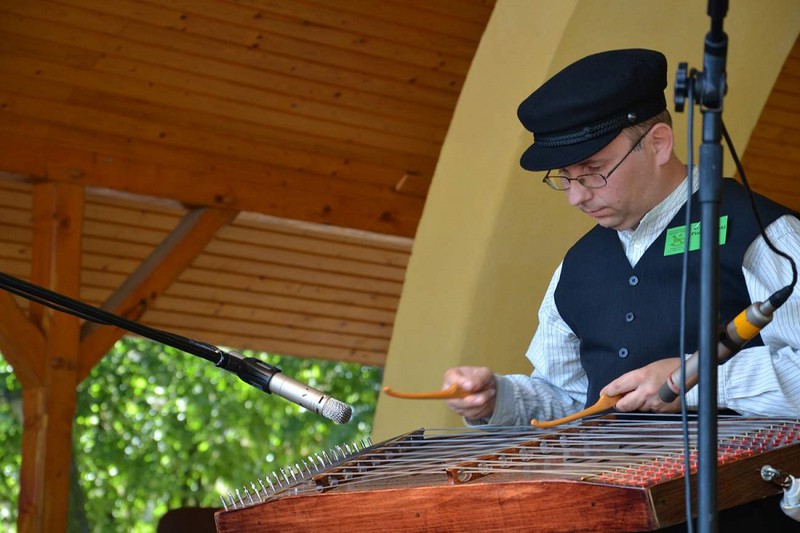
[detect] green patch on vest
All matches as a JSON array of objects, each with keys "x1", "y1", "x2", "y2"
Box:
[{"x1": 664, "y1": 215, "x2": 728, "y2": 256}]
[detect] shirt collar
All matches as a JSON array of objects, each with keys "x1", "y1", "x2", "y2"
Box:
[{"x1": 620, "y1": 166, "x2": 697, "y2": 237}]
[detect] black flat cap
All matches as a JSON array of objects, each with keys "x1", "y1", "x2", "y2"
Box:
[{"x1": 518, "y1": 49, "x2": 667, "y2": 171}]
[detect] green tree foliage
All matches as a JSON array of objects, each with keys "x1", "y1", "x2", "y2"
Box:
[
  {"x1": 0, "y1": 357, "x2": 22, "y2": 528},
  {"x1": 0, "y1": 337, "x2": 382, "y2": 532}
]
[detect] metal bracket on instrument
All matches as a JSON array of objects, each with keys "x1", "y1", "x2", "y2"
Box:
[
  {"x1": 313, "y1": 429, "x2": 426, "y2": 493},
  {"x1": 446, "y1": 437, "x2": 559, "y2": 485}
]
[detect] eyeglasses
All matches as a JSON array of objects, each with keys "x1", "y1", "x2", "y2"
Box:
[{"x1": 543, "y1": 127, "x2": 652, "y2": 191}]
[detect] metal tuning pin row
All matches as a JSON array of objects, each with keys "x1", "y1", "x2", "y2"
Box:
[{"x1": 221, "y1": 437, "x2": 373, "y2": 510}]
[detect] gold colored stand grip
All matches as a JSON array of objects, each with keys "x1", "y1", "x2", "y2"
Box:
[
  {"x1": 382, "y1": 383, "x2": 471, "y2": 400},
  {"x1": 530, "y1": 393, "x2": 622, "y2": 428}
]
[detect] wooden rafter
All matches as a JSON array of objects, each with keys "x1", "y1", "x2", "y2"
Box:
[
  {"x1": 0, "y1": 290, "x2": 45, "y2": 387},
  {"x1": 79, "y1": 206, "x2": 239, "y2": 380},
  {"x1": 0, "y1": 134, "x2": 424, "y2": 238}
]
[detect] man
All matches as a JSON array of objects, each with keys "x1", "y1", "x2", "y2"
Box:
[{"x1": 444, "y1": 49, "x2": 800, "y2": 426}]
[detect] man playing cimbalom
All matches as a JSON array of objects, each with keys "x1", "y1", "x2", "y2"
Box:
[{"x1": 443, "y1": 49, "x2": 800, "y2": 527}]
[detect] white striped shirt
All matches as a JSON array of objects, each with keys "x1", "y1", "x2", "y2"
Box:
[{"x1": 483, "y1": 174, "x2": 800, "y2": 426}]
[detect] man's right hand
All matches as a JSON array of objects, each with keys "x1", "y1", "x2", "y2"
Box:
[{"x1": 443, "y1": 366, "x2": 497, "y2": 420}]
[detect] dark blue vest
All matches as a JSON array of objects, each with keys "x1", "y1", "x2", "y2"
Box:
[{"x1": 554, "y1": 179, "x2": 794, "y2": 407}]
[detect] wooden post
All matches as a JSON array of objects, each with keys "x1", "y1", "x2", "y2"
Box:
[{"x1": 16, "y1": 181, "x2": 84, "y2": 533}]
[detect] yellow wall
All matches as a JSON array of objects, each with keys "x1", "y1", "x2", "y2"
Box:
[{"x1": 371, "y1": 0, "x2": 800, "y2": 441}]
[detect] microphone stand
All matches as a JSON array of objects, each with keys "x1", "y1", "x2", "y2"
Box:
[
  {"x1": 0, "y1": 271, "x2": 280, "y2": 404},
  {"x1": 0, "y1": 270, "x2": 353, "y2": 423},
  {"x1": 675, "y1": 1, "x2": 729, "y2": 531}
]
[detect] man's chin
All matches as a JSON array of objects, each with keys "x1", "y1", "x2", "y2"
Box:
[{"x1": 595, "y1": 217, "x2": 631, "y2": 231}]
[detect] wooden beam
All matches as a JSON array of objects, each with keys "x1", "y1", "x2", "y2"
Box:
[
  {"x1": 18, "y1": 181, "x2": 84, "y2": 533},
  {"x1": 0, "y1": 131, "x2": 425, "y2": 238},
  {"x1": 0, "y1": 290, "x2": 45, "y2": 387},
  {"x1": 78, "y1": 207, "x2": 238, "y2": 380}
]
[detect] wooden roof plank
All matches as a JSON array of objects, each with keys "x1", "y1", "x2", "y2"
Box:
[
  {"x1": 0, "y1": 44, "x2": 450, "y2": 142},
  {"x1": 201, "y1": 240, "x2": 407, "y2": 281},
  {"x1": 320, "y1": 0, "x2": 489, "y2": 40},
  {"x1": 76, "y1": 248, "x2": 405, "y2": 309},
  {"x1": 80, "y1": 279, "x2": 400, "y2": 322},
  {"x1": 0, "y1": 82, "x2": 444, "y2": 158},
  {"x1": 158, "y1": 327, "x2": 386, "y2": 366},
  {"x1": 755, "y1": 106, "x2": 800, "y2": 131},
  {"x1": 199, "y1": 0, "x2": 485, "y2": 57},
  {"x1": 0, "y1": 258, "x2": 28, "y2": 279},
  {"x1": 234, "y1": 212, "x2": 416, "y2": 251},
  {"x1": 0, "y1": 226, "x2": 31, "y2": 245},
  {"x1": 0, "y1": 110, "x2": 437, "y2": 189},
  {"x1": 150, "y1": 294, "x2": 392, "y2": 338},
  {"x1": 140, "y1": 309, "x2": 389, "y2": 351},
  {"x1": 386, "y1": 0, "x2": 496, "y2": 24},
  {"x1": 0, "y1": 4, "x2": 464, "y2": 102},
  {"x1": 0, "y1": 86, "x2": 440, "y2": 181},
  {"x1": 0, "y1": 241, "x2": 31, "y2": 262},
  {"x1": 188, "y1": 254, "x2": 403, "y2": 295},
  {"x1": 79, "y1": 235, "x2": 407, "y2": 289},
  {"x1": 217, "y1": 225, "x2": 410, "y2": 267},
  {"x1": 67, "y1": 0, "x2": 474, "y2": 74},
  {"x1": 0, "y1": 55, "x2": 449, "y2": 145}
]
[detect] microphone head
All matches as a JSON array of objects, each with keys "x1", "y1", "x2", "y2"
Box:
[{"x1": 322, "y1": 398, "x2": 353, "y2": 424}]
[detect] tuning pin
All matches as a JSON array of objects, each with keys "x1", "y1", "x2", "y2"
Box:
[
  {"x1": 250, "y1": 482, "x2": 262, "y2": 502},
  {"x1": 243, "y1": 486, "x2": 254, "y2": 505}
]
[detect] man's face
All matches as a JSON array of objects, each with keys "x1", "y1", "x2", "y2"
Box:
[{"x1": 558, "y1": 130, "x2": 655, "y2": 231}]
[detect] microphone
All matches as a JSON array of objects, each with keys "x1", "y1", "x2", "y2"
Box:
[
  {"x1": 229, "y1": 352, "x2": 353, "y2": 424},
  {"x1": 659, "y1": 286, "x2": 792, "y2": 403}
]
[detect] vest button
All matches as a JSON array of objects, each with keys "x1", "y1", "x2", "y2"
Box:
[
  {"x1": 618, "y1": 347, "x2": 629, "y2": 358},
  {"x1": 628, "y1": 275, "x2": 639, "y2": 286},
  {"x1": 625, "y1": 312, "x2": 635, "y2": 322}
]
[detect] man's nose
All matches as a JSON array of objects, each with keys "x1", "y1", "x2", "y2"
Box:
[{"x1": 566, "y1": 181, "x2": 593, "y2": 206}]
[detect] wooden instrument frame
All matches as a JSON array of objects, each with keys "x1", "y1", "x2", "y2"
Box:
[{"x1": 214, "y1": 417, "x2": 800, "y2": 532}]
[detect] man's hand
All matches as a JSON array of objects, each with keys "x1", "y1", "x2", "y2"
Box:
[
  {"x1": 601, "y1": 358, "x2": 683, "y2": 413},
  {"x1": 443, "y1": 366, "x2": 497, "y2": 420}
]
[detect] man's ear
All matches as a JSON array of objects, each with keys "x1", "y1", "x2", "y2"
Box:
[{"x1": 649, "y1": 122, "x2": 675, "y2": 166}]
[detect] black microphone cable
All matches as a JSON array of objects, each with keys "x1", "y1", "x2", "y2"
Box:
[{"x1": 722, "y1": 120, "x2": 798, "y2": 290}]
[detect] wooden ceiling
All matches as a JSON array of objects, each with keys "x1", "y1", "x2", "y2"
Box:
[
  {"x1": 0, "y1": 0, "x2": 498, "y2": 236},
  {"x1": 0, "y1": 0, "x2": 796, "y2": 370},
  {"x1": 0, "y1": 0, "x2": 495, "y2": 368},
  {"x1": 741, "y1": 36, "x2": 800, "y2": 211}
]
